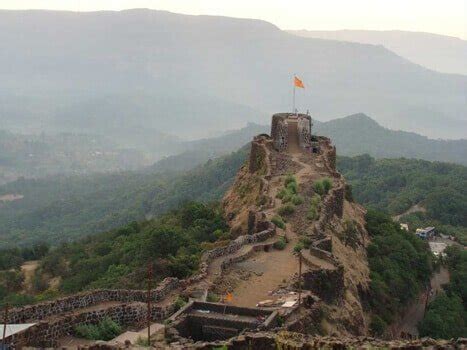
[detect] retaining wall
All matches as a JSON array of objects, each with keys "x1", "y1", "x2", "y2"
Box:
[
  {"x1": 1, "y1": 278, "x2": 179, "y2": 324},
  {"x1": 8, "y1": 303, "x2": 175, "y2": 347}
]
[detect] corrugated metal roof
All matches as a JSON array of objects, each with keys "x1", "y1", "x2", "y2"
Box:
[{"x1": 0, "y1": 323, "x2": 35, "y2": 338}]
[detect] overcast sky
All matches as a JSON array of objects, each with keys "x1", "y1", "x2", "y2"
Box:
[{"x1": 1, "y1": 0, "x2": 466, "y2": 39}]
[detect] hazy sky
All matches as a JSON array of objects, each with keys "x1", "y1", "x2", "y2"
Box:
[{"x1": 1, "y1": 0, "x2": 466, "y2": 39}]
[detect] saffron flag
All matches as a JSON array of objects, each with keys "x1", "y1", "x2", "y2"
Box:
[
  {"x1": 294, "y1": 76, "x2": 305, "y2": 89},
  {"x1": 225, "y1": 292, "x2": 233, "y2": 302}
]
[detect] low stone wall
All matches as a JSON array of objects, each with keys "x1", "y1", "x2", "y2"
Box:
[
  {"x1": 220, "y1": 240, "x2": 277, "y2": 271},
  {"x1": 313, "y1": 237, "x2": 332, "y2": 252},
  {"x1": 8, "y1": 303, "x2": 175, "y2": 347},
  {"x1": 189, "y1": 331, "x2": 465, "y2": 350},
  {"x1": 202, "y1": 225, "x2": 275, "y2": 264},
  {"x1": 2, "y1": 278, "x2": 179, "y2": 324}
]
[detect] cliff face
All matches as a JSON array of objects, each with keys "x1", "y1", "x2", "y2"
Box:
[{"x1": 222, "y1": 130, "x2": 371, "y2": 336}]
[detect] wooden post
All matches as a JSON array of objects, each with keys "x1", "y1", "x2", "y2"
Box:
[
  {"x1": 298, "y1": 253, "x2": 302, "y2": 306},
  {"x1": 2, "y1": 303, "x2": 9, "y2": 348},
  {"x1": 147, "y1": 262, "x2": 153, "y2": 347}
]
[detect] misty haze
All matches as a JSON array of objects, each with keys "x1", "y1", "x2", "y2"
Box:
[{"x1": 0, "y1": 3, "x2": 465, "y2": 348}]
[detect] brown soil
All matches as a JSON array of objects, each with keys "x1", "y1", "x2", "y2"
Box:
[{"x1": 21, "y1": 260, "x2": 39, "y2": 293}]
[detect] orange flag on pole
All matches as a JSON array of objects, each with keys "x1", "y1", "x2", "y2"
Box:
[{"x1": 294, "y1": 76, "x2": 305, "y2": 89}]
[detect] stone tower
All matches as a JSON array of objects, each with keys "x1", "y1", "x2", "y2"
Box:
[{"x1": 270, "y1": 113, "x2": 313, "y2": 152}]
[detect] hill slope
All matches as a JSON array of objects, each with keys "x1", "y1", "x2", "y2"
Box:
[
  {"x1": 315, "y1": 114, "x2": 467, "y2": 165},
  {"x1": 0, "y1": 140, "x2": 466, "y2": 249},
  {"x1": 0, "y1": 9, "x2": 466, "y2": 138},
  {"x1": 170, "y1": 114, "x2": 467, "y2": 167},
  {"x1": 289, "y1": 29, "x2": 467, "y2": 75}
]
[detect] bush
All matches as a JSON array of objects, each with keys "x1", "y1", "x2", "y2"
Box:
[
  {"x1": 311, "y1": 194, "x2": 321, "y2": 206},
  {"x1": 299, "y1": 236, "x2": 312, "y2": 249},
  {"x1": 314, "y1": 178, "x2": 332, "y2": 196},
  {"x1": 207, "y1": 292, "x2": 220, "y2": 302},
  {"x1": 174, "y1": 296, "x2": 187, "y2": 311},
  {"x1": 276, "y1": 188, "x2": 287, "y2": 199},
  {"x1": 278, "y1": 204, "x2": 295, "y2": 216},
  {"x1": 282, "y1": 193, "x2": 293, "y2": 203},
  {"x1": 291, "y1": 195, "x2": 304, "y2": 205},
  {"x1": 271, "y1": 216, "x2": 286, "y2": 229},
  {"x1": 274, "y1": 236, "x2": 287, "y2": 250},
  {"x1": 286, "y1": 181, "x2": 298, "y2": 194},
  {"x1": 74, "y1": 317, "x2": 122, "y2": 340},
  {"x1": 307, "y1": 207, "x2": 318, "y2": 221},
  {"x1": 322, "y1": 178, "x2": 333, "y2": 193},
  {"x1": 293, "y1": 242, "x2": 304, "y2": 254},
  {"x1": 284, "y1": 175, "x2": 296, "y2": 186},
  {"x1": 313, "y1": 181, "x2": 325, "y2": 196}
]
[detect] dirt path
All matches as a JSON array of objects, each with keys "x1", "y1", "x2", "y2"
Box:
[
  {"x1": 229, "y1": 228, "x2": 299, "y2": 307},
  {"x1": 393, "y1": 203, "x2": 426, "y2": 222},
  {"x1": 21, "y1": 260, "x2": 39, "y2": 293},
  {"x1": 228, "y1": 151, "x2": 325, "y2": 307},
  {"x1": 287, "y1": 120, "x2": 300, "y2": 153}
]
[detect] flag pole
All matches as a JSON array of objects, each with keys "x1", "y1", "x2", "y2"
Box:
[{"x1": 293, "y1": 74, "x2": 296, "y2": 114}]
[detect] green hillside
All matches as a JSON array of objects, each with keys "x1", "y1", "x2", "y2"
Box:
[{"x1": 1, "y1": 145, "x2": 466, "y2": 249}]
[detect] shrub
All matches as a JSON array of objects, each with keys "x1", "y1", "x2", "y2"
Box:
[
  {"x1": 322, "y1": 177, "x2": 333, "y2": 193},
  {"x1": 278, "y1": 204, "x2": 295, "y2": 216},
  {"x1": 299, "y1": 236, "x2": 312, "y2": 249},
  {"x1": 136, "y1": 336, "x2": 150, "y2": 346},
  {"x1": 293, "y1": 242, "x2": 304, "y2": 254},
  {"x1": 276, "y1": 188, "x2": 287, "y2": 199},
  {"x1": 274, "y1": 236, "x2": 287, "y2": 250},
  {"x1": 311, "y1": 194, "x2": 321, "y2": 206},
  {"x1": 174, "y1": 296, "x2": 187, "y2": 311},
  {"x1": 286, "y1": 181, "x2": 298, "y2": 194},
  {"x1": 271, "y1": 216, "x2": 286, "y2": 229},
  {"x1": 291, "y1": 195, "x2": 304, "y2": 205},
  {"x1": 307, "y1": 207, "x2": 318, "y2": 221},
  {"x1": 284, "y1": 175, "x2": 296, "y2": 186},
  {"x1": 207, "y1": 292, "x2": 220, "y2": 302},
  {"x1": 282, "y1": 193, "x2": 293, "y2": 203},
  {"x1": 313, "y1": 181, "x2": 325, "y2": 196},
  {"x1": 74, "y1": 317, "x2": 122, "y2": 340}
]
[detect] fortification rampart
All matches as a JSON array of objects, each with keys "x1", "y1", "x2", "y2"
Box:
[
  {"x1": 7, "y1": 303, "x2": 175, "y2": 347},
  {"x1": 1, "y1": 278, "x2": 179, "y2": 324}
]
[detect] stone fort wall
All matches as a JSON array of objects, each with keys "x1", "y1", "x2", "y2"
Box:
[{"x1": 8, "y1": 303, "x2": 175, "y2": 347}]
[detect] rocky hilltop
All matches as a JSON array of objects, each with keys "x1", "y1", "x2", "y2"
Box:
[
  {"x1": 0, "y1": 113, "x2": 410, "y2": 348},
  {"x1": 221, "y1": 113, "x2": 370, "y2": 335}
]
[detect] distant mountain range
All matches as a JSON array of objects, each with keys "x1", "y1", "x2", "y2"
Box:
[
  {"x1": 164, "y1": 113, "x2": 467, "y2": 168},
  {"x1": 0, "y1": 9, "x2": 466, "y2": 140},
  {"x1": 289, "y1": 30, "x2": 467, "y2": 76},
  {"x1": 2, "y1": 113, "x2": 465, "y2": 186}
]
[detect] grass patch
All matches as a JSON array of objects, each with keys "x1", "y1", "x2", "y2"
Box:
[
  {"x1": 278, "y1": 203, "x2": 295, "y2": 216},
  {"x1": 291, "y1": 195, "x2": 304, "y2": 205},
  {"x1": 307, "y1": 194, "x2": 321, "y2": 221},
  {"x1": 271, "y1": 215, "x2": 286, "y2": 229},
  {"x1": 299, "y1": 236, "x2": 312, "y2": 249},
  {"x1": 274, "y1": 236, "x2": 287, "y2": 250}
]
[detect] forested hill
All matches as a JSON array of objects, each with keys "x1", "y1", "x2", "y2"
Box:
[
  {"x1": 0, "y1": 144, "x2": 466, "y2": 248},
  {"x1": 0, "y1": 147, "x2": 249, "y2": 248},
  {"x1": 338, "y1": 155, "x2": 467, "y2": 243},
  {"x1": 315, "y1": 114, "x2": 467, "y2": 165},
  {"x1": 161, "y1": 114, "x2": 467, "y2": 174}
]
